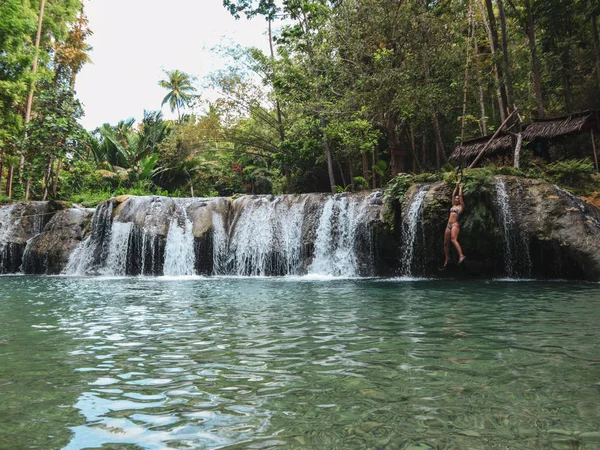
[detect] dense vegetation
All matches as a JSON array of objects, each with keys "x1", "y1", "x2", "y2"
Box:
[{"x1": 1, "y1": 0, "x2": 599, "y2": 205}]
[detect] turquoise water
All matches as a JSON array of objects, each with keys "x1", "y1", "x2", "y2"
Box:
[{"x1": 1, "y1": 276, "x2": 599, "y2": 449}]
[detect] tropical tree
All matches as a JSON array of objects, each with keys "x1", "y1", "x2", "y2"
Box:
[{"x1": 158, "y1": 69, "x2": 196, "y2": 121}]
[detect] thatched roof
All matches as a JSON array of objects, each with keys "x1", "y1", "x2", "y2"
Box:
[
  {"x1": 448, "y1": 133, "x2": 513, "y2": 164},
  {"x1": 449, "y1": 110, "x2": 599, "y2": 164},
  {"x1": 522, "y1": 110, "x2": 598, "y2": 140}
]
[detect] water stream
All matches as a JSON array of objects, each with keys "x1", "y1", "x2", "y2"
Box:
[
  {"x1": 163, "y1": 204, "x2": 195, "y2": 276},
  {"x1": 399, "y1": 185, "x2": 430, "y2": 276},
  {"x1": 494, "y1": 178, "x2": 532, "y2": 278}
]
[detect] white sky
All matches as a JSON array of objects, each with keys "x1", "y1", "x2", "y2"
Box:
[{"x1": 76, "y1": 0, "x2": 272, "y2": 130}]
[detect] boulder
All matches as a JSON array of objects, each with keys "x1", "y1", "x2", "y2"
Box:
[
  {"x1": 0, "y1": 201, "x2": 65, "y2": 273},
  {"x1": 22, "y1": 208, "x2": 94, "y2": 274}
]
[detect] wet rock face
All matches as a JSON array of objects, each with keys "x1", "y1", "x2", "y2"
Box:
[
  {"x1": 402, "y1": 177, "x2": 600, "y2": 280},
  {"x1": 521, "y1": 179, "x2": 600, "y2": 280},
  {"x1": 0, "y1": 202, "x2": 63, "y2": 274},
  {"x1": 22, "y1": 208, "x2": 93, "y2": 275}
]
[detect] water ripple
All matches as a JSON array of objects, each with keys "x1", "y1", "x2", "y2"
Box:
[{"x1": 0, "y1": 277, "x2": 599, "y2": 449}]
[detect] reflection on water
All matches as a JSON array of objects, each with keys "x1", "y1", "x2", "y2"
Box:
[{"x1": 1, "y1": 276, "x2": 599, "y2": 449}]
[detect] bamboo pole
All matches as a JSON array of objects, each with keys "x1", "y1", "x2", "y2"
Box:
[{"x1": 468, "y1": 109, "x2": 517, "y2": 169}]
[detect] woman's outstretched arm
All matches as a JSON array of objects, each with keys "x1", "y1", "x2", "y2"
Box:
[{"x1": 459, "y1": 183, "x2": 465, "y2": 209}]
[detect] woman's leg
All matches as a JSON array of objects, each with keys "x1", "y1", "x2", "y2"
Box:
[
  {"x1": 443, "y1": 227, "x2": 451, "y2": 265},
  {"x1": 451, "y1": 225, "x2": 465, "y2": 261}
]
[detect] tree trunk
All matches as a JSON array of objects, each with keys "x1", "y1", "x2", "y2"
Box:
[
  {"x1": 21, "y1": 0, "x2": 46, "y2": 184},
  {"x1": 562, "y1": 63, "x2": 573, "y2": 112},
  {"x1": 593, "y1": 14, "x2": 600, "y2": 96},
  {"x1": 389, "y1": 126, "x2": 404, "y2": 175},
  {"x1": 497, "y1": 0, "x2": 515, "y2": 111},
  {"x1": 372, "y1": 148, "x2": 377, "y2": 189},
  {"x1": 473, "y1": 35, "x2": 488, "y2": 135},
  {"x1": 513, "y1": 132, "x2": 523, "y2": 169},
  {"x1": 269, "y1": 17, "x2": 291, "y2": 192},
  {"x1": 421, "y1": 134, "x2": 427, "y2": 168},
  {"x1": 423, "y1": 53, "x2": 447, "y2": 167},
  {"x1": 25, "y1": 179, "x2": 31, "y2": 201},
  {"x1": 432, "y1": 115, "x2": 447, "y2": 168},
  {"x1": 460, "y1": 8, "x2": 473, "y2": 150},
  {"x1": 320, "y1": 115, "x2": 336, "y2": 193},
  {"x1": 42, "y1": 156, "x2": 54, "y2": 201},
  {"x1": 524, "y1": 0, "x2": 544, "y2": 118},
  {"x1": 0, "y1": 148, "x2": 3, "y2": 191},
  {"x1": 362, "y1": 152, "x2": 369, "y2": 184},
  {"x1": 6, "y1": 166, "x2": 13, "y2": 198},
  {"x1": 408, "y1": 123, "x2": 422, "y2": 173},
  {"x1": 337, "y1": 159, "x2": 347, "y2": 188},
  {"x1": 52, "y1": 157, "x2": 62, "y2": 196},
  {"x1": 25, "y1": 0, "x2": 46, "y2": 124},
  {"x1": 481, "y1": 0, "x2": 508, "y2": 122},
  {"x1": 349, "y1": 162, "x2": 355, "y2": 191}
]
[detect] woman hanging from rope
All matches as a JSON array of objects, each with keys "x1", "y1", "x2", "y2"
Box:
[{"x1": 443, "y1": 181, "x2": 466, "y2": 269}]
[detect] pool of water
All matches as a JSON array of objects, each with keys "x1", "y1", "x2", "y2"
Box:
[{"x1": 1, "y1": 276, "x2": 599, "y2": 449}]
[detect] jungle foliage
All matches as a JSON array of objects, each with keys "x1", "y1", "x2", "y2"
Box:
[{"x1": 1, "y1": 0, "x2": 599, "y2": 204}]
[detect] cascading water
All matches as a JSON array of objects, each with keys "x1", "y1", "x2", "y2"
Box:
[
  {"x1": 66, "y1": 202, "x2": 115, "y2": 275},
  {"x1": 64, "y1": 193, "x2": 381, "y2": 278},
  {"x1": 494, "y1": 178, "x2": 532, "y2": 278},
  {"x1": 0, "y1": 204, "x2": 19, "y2": 273},
  {"x1": 0, "y1": 203, "x2": 49, "y2": 274},
  {"x1": 308, "y1": 194, "x2": 374, "y2": 277},
  {"x1": 216, "y1": 196, "x2": 307, "y2": 276},
  {"x1": 163, "y1": 205, "x2": 195, "y2": 276},
  {"x1": 211, "y1": 211, "x2": 228, "y2": 274},
  {"x1": 102, "y1": 222, "x2": 133, "y2": 276},
  {"x1": 399, "y1": 186, "x2": 430, "y2": 277}
]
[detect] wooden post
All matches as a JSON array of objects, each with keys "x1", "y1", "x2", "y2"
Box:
[{"x1": 592, "y1": 129, "x2": 599, "y2": 173}]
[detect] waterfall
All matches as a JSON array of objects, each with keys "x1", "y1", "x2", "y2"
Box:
[
  {"x1": 0, "y1": 204, "x2": 19, "y2": 274},
  {"x1": 66, "y1": 202, "x2": 115, "y2": 275},
  {"x1": 217, "y1": 196, "x2": 307, "y2": 276},
  {"x1": 163, "y1": 205, "x2": 195, "y2": 276},
  {"x1": 102, "y1": 222, "x2": 133, "y2": 276},
  {"x1": 0, "y1": 203, "x2": 50, "y2": 274},
  {"x1": 64, "y1": 193, "x2": 381, "y2": 278},
  {"x1": 308, "y1": 194, "x2": 373, "y2": 277},
  {"x1": 399, "y1": 186, "x2": 430, "y2": 277},
  {"x1": 494, "y1": 178, "x2": 532, "y2": 278},
  {"x1": 211, "y1": 210, "x2": 228, "y2": 274}
]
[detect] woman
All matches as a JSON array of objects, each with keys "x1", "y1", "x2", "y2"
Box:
[{"x1": 443, "y1": 182, "x2": 466, "y2": 268}]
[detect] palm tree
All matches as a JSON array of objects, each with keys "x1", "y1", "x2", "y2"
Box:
[{"x1": 158, "y1": 70, "x2": 196, "y2": 121}]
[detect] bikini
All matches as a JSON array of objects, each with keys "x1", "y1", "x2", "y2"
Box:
[{"x1": 447, "y1": 206, "x2": 461, "y2": 230}]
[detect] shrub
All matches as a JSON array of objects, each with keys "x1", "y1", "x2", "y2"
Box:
[{"x1": 545, "y1": 158, "x2": 595, "y2": 189}]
